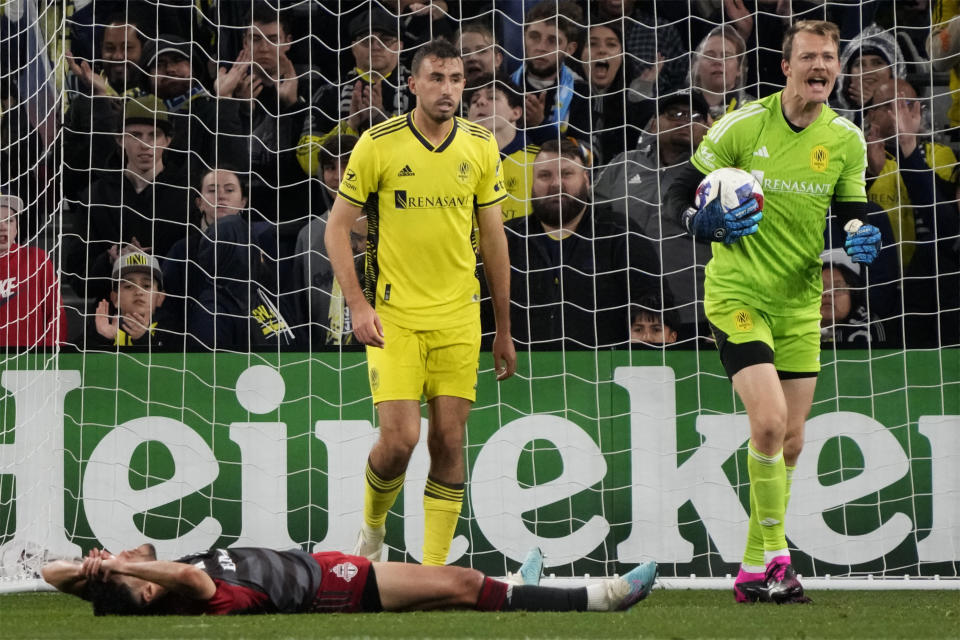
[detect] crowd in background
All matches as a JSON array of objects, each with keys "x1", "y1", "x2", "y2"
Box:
[{"x1": 0, "y1": 0, "x2": 957, "y2": 352}]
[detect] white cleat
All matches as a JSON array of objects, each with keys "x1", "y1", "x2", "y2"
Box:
[{"x1": 351, "y1": 524, "x2": 386, "y2": 562}]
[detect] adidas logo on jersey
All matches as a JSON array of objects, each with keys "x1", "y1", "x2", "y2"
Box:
[
  {"x1": 628, "y1": 173, "x2": 643, "y2": 185},
  {"x1": 753, "y1": 146, "x2": 770, "y2": 158},
  {"x1": 398, "y1": 164, "x2": 416, "y2": 177}
]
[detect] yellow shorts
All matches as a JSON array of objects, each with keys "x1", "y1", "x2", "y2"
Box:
[
  {"x1": 366, "y1": 316, "x2": 481, "y2": 403},
  {"x1": 704, "y1": 297, "x2": 821, "y2": 374}
]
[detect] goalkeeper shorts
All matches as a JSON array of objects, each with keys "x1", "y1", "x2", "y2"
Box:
[
  {"x1": 365, "y1": 315, "x2": 481, "y2": 403},
  {"x1": 705, "y1": 297, "x2": 821, "y2": 377}
]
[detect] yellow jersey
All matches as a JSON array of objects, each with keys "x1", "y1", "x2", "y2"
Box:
[{"x1": 338, "y1": 112, "x2": 506, "y2": 329}]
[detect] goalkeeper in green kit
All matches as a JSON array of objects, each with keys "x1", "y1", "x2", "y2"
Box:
[{"x1": 664, "y1": 20, "x2": 881, "y2": 604}]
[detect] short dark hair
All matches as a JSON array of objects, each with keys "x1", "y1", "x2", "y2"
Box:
[
  {"x1": 782, "y1": 20, "x2": 839, "y2": 61},
  {"x1": 195, "y1": 165, "x2": 249, "y2": 201},
  {"x1": 411, "y1": 38, "x2": 462, "y2": 76},
  {"x1": 538, "y1": 137, "x2": 592, "y2": 168},
  {"x1": 524, "y1": 0, "x2": 583, "y2": 44},
  {"x1": 246, "y1": 2, "x2": 293, "y2": 37},
  {"x1": 320, "y1": 134, "x2": 359, "y2": 170},
  {"x1": 632, "y1": 296, "x2": 680, "y2": 335},
  {"x1": 104, "y1": 9, "x2": 156, "y2": 44},
  {"x1": 85, "y1": 580, "x2": 155, "y2": 616},
  {"x1": 465, "y1": 74, "x2": 523, "y2": 110}
]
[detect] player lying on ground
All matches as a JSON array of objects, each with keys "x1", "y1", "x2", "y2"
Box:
[{"x1": 42, "y1": 545, "x2": 657, "y2": 616}]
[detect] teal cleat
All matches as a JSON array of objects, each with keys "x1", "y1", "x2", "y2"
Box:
[
  {"x1": 505, "y1": 547, "x2": 544, "y2": 586},
  {"x1": 518, "y1": 547, "x2": 544, "y2": 586},
  {"x1": 614, "y1": 561, "x2": 658, "y2": 610}
]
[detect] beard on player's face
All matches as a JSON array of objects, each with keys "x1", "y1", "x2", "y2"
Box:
[{"x1": 531, "y1": 183, "x2": 589, "y2": 228}]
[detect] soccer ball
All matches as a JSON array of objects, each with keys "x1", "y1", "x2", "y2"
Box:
[{"x1": 694, "y1": 167, "x2": 764, "y2": 213}]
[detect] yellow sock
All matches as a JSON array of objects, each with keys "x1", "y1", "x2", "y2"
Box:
[
  {"x1": 422, "y1": 476, "x2": 464, "y2": 566},
  {"x1": 363, "y1": 461, "x2": 404, "y2": 529}
]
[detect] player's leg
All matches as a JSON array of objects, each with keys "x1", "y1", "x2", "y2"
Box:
[
  {"x1": 420, "y1": 395, "x2": 470, "y2": 565},
  {"x1": 420, "y1": 320, "x2": 481, "y2": 565},
  {"x1": 780, "y1": 375, "x2": 816, "y2": 506},
  {"x1": 357, "y1": 320, "x2": 428, "y2": 560},
  {"x1": 706, "y1": 301, "x2": 782, "y2": 602},
  {"x1": 760, "y1": 312, "x2": 820, "y2": 603},
  {"x1": 372, "y1": 560, "x2": 657, "y2": 612},
  {"x1": 732, "y1": 363, "x2": 790, "y2": 573}
]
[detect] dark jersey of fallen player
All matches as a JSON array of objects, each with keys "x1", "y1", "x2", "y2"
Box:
[{"x1": 156, "y1": 548, "x2": 323, "y2": 615}]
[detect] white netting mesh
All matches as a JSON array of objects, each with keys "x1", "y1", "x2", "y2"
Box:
[{"x1": 0, "y1": 0, "x2": 957, "y2": 590}]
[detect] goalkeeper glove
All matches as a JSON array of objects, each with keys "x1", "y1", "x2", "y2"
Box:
[
  {"x1": 844, "y1": 222, "x2": 881, "y2": 265},
  {"x1": 682, "y1": 197, "x2": 762, "y2": 246}
]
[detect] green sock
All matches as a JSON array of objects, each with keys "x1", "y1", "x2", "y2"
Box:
[
  {"x1": 742, "y1": 482, "x2": 766, "y2": 570},
  {"x1": 747, "y1": 443, "x2": 787, "y2": 554},
  {"x1": 784, "y1": 464, "x2": 796, "y2": 511}
]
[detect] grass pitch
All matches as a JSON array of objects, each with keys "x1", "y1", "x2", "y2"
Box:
[{"x1": 2, "y1": 589, "x2": 956, "y2": 639}]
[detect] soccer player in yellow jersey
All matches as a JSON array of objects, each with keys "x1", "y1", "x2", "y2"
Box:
[{"x1": 326, "y1": 39, "x2": 516, "y2": 566}]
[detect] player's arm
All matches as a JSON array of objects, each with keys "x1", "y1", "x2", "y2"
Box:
[
  {"x1": 325, "y1": 196, "x2": 384, "y2": 347},
  {"x1": 833, "y1": 123, "x2": 880, "y2": 264},
  {"x1": 477, "y1": 204, "x2": 516, "y2": 381},
  {"x1": 84, "y1": 554, "x2": 217, "y2": 601},
  {"x1": 42, "y1": 560, "x2": 89, "y2": 596}
]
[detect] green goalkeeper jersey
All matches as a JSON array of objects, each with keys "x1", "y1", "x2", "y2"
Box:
[{"x1": 691, "y1": 91, "x2": 867, "y2": 311}]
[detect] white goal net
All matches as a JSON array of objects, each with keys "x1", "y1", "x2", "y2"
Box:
[{"x1": 0, "y1": 0, "x2": 957, "y2": 592}]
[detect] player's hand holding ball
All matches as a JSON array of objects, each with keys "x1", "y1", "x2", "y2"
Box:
[
  {"x1": 683, "y1": 167, "x2": 764, "y2": 245},
  {"x1": 843, "y1": 220, "x2": 881, "y2": 265}
]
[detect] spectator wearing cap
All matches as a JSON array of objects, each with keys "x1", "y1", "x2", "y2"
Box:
[
  {"x1": 214, "y1": 4, "x2": 321, "y2": 244},
  {"x1": 296, "y1": 7, "x2": 412, "y2": 177},
  {"x1": 140, "y1": 33, "x2": 245, "y2": 175},
  {"x1": 690, "y1": 26, "x2": 755, "y2": 121},
  {"x1": 0, "y1": 192, "x2": 65, "y2": 347},
  {"x1": 466, "y1": 75, "x2": 538, "y2": 222},
  {"x1": 511, "y1": 1, "x2": 591, "y2": 147},
  {"x1": 593, "y1": 91, "x2": 712, "y2": 337},
  {"x1": 70, "y1": 96, "x2": 192, "y2": 303},
  {"x1": 820, "y1": 249, "x2": 891, "y2": 348},
  {"x1": 88, "y1": 249, "x2": 177, "y2": 349},
  {"x1": 503, "y1": 138, "x2": 665, "y2": 349},
  {"x1": 63, "y1": 9, "x2": 154, "y2": 201},
  {"x1": 836, "y1": 25, "x2": 906, "y2": 125}
]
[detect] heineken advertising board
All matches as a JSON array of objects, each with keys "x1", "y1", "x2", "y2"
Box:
[{"x1": 1, "y1": 350, "x2": 957, "y2": 578}]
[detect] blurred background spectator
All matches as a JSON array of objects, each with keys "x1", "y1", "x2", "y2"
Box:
[
  {"x1": 465, "y1": 76, "x2": 538, "y2": 221},
  {"x1": 0, "y1": 191, "x2": 65, "y2": 347},
  {"x1": 820, "y1": 248, "x2": 891, "y2": 348},
  {"x1": 68, "y1": 96, "x2": 191, "y2": 302},
  {"x1": 594, "y1": 91, "x2": 712, "y2": 339},
  {"x1": 503, "y1": 139, "x2": 665, "y2": 349},
  {"x1": 690, "y1": 25, "x2": 754, "y2": 120}
]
